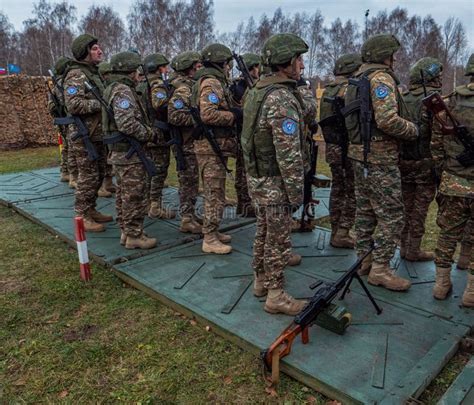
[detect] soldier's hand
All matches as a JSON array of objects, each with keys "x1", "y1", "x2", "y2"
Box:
[
  {"x1": 308, "y1": 120, "x2": 319, "y2": 134},
  {"x1": 230, "y1": 107, "x2": 243, "y2": 124}
]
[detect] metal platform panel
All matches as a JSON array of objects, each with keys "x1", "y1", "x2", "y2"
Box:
[{"x1": 438, "y1": 356, "x2": 473, "y2": 405}]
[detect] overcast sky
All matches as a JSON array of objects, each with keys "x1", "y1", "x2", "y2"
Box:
[{"x1": 3, "y1": 0, "x2": 473, "y2": 50}]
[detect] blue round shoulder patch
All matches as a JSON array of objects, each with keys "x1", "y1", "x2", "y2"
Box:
[
  {"x1": 208, "y1": 93, "x2": 219, "y2": 104},
  {"x1": 374, "y1": 84, "x2": 389, "y2": 99},
  {"x1": 66, "y1": 86, "x2": 78, "y2": 95},
  {"x1": 173, "y1": 99, "x2": 184, "y2": 109},
  {"x1": 156, "y1": 92, "x2": 167, "y2": 99},
  {"x1": 282, "y1": 119, "x2": 297, "y2": 136},
  {"x1": 118, "y1": 99, "x2": 130, "y2": 109}
]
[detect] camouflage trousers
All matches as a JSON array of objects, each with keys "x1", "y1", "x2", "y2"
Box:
[
  {"x1": 235, "y1": 146, "x2": 251, "y2": 206},
  {"x1": 71, "y1": 140, "x2": 106, "y2": 217},
  {"x1": 326, "y1": 145, "x2": 355, "y2": 230},
  {"x1": 400, "y1": 162, "x2": 436, "y2": 246},
  {"x1": 252, "y1": 204, "x2": 292, "y2": 290},
  {"x1": 353, "y1": 161, "x2": 404, "y2": 263},
  {"x1": 196, "y1": 154, "x2": 227, "y2": 235},
  {"x1": 148, "y1": 146, "x2": 170, "y2": 202},
  {"x1": 64, "y1": 132, "x2": 77, "y2": 177},
  {"x1": 114, "y1": 163, "x2": 148, "y2": 238},
  {"x1": 173, "y1": 145, "x2": 199, "y2": 216},
  {"x1": 435, "y1": 194, "x2": 474, "y2": 270}
]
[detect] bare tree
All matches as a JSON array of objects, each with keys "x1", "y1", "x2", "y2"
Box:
[
  {"x1": 80, "y1": 6, "x2": 126, "y2": 57},
  {"x1": 441, "y1": 17, "x2": 468, "y2": 91},
  {"x1": 0, "y1": 13, "x2": 15, "y2": 66}
]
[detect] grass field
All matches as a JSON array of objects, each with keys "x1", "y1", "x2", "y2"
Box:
[{"x1": 0, "y1": 146, "x2": 469, "y2": 403}]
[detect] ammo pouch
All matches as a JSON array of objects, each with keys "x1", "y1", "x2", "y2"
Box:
[{"x1": 103, "y1": 131, "x2": 157, "y2": 177}]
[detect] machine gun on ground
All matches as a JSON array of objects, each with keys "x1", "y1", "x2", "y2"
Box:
[
  {"x1": 261, "y1": 245, "x2": 382, "y2": 385},
  {"x1": 422, "y1": 92, "x2": 474, "y2": 167}
]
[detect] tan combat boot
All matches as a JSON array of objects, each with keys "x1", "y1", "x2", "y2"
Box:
[
  {"x1": 432, "y1": 266, "x2": 452, "y2": 300},
  {"x1": 98, "y1": 182, "x2": 112, "y2": 198},
  {"x1": 60, "y1": 172, "x2": 70, "y2": 182},
  {"x1": 179, "y1": 215, "x2": 202, "y2": 234},
  {"x1": 89, "y1": 209, "x2": 113, "y2": 223},
  {"x1": 120, "y1": 232, "x2": 126, "y2": 246},
  {"x1": 217, "y1": 232, "x2": 232, "y2": 243},
  {"x1": 462, "y1": 272, "x2": 474, "y2": 307},
  {"x1": 125, "y1": 234, "x2": 157, "y2": 250},
  {"x1": 69, "y1": 175, "x2": 78, "y2": 189},
  {"x1": 331, "y1": 227, "x2": 355, "y2": 249},
  {"x1": 264, "y1": 289, "x2": 307, "y2": 316},
  {"x1": 288, "y1": 253, "x2": 302, "y2": 266},
  {"x1": 368, "y1": 262, "x2": 411, "y2": 291},
  {"x1": 253, "y1": 272, "x2": 267, "y2": 297},
  {"x1": 202, "y1": 233, "x2": 232, "y2": 254},
  {"x1": 83, "y1": 217, "x2": 105, "y2": 233},
  {"x1": 148, "y1": 200, "x2": 176, "y2": 219},
  {"x1": 457, "y1": 243, "x2": 472, "y2": 270},
  {"x1": 358, "y1": 252, "x2": 373, "y2": 276},
  {"x1": 405, "y1": 237, "x2": 435, "y2": 262},
  {"x1": 103, "y1": 176, "x2": 116, "y2": 193}
]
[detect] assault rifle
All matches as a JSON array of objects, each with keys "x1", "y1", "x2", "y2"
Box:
[
  {"x1": 299, "y1": 138, "x2": 319, "y2": 232},
  {"x1": 348, "y1": 75, "x2": 372, "y2": 177},
  {"x1": 84, "y1": 81, "x2": 157, "y2": 176},
  {"x1": 142, "y1": 66, "x2": 187, "y2": 171},
  {"x1": 232, "y1": 52, "x2": 254, "y2": 88},
  {"x1": 261, "y1": 244, "x2": 382, "y2": 384},
  {"x1": 189, "y1": 106, "x2": 233, "y2": 177},
  {"x1": 320, "y1": 95, "x2": 349, "y2": 167},
  {"x1": 422, "y1": 92, "x2": 474, "y2": 167},
  {"x1": 46, "y1": 69, "x2": 69, "y2": 140}
]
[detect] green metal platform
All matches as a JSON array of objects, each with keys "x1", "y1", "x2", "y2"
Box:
[{"x1": 1, "y1": 167, "x2": 472, "y2": 404}]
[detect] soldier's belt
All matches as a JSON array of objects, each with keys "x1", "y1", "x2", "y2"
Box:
[{"x1": 53, "y1": 117, "x2": 75, "y2": 126}]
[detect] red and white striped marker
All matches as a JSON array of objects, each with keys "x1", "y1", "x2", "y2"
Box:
[{"x1": 74, "y1": 216, "x2": 91, "y2": 281}]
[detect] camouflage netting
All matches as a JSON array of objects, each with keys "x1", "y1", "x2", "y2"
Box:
[{"x1": 0, "y1": 75, "x2": 56, "y2": 150}]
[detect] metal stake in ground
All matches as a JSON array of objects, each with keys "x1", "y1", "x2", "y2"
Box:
[{"x1": 74, "y1": 216, "x2": 91, "y2": 281}]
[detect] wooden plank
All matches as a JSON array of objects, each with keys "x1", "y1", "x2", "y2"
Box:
[{"x1": 371, "y1": 333, "x2": 388, "y2": 389}]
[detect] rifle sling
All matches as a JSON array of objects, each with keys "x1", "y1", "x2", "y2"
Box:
[{"x1": 53, "y1": 117, "x2": 75, "y2": 126}]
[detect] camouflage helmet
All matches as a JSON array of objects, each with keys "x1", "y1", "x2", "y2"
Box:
[
  {"x1": 110, "y1": 52, "x2": 142, "y2": 73},
  {"x1": 333, "y1": 53, "x2": 362, "y2": 76},
  {"x1": 240, "y1": 53, "x2": 260, "y2": 70},
  {"x1": 144, "y1": 53, "x2": 169, "y2": 73},
  {"x1": 171, "y1": 51, "x2": 201, "y2": 72},
  {"x1": 98, "y1": 61, "x2": 112, "y2": 76},
  {"x1": 53, "y1": 56, "x2": 71, "y2": 76},
  {"x1": 409, "y1": 57, "x2": 443, "y2": 85},
  {"x1": 361, "y1": 34, "x2": 400, "y2": 63},
  {"x1": 465, "y1": 53, "x2": 474, "y2": 76},
  {"x1": 262, "y1": 33, "x2": 308, "y2": 66},
  {"x1": 201, "y1": 43, "x2": 232, "y2": 64},
  {"x1": 71, "y1": 34, "x2": 98, "y2": 61}
]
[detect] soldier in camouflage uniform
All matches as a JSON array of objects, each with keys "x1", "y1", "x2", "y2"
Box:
[
  {"x1": 319, "y1": 54, "x2": 362, "y2": 249},
  {"x1": 191, "y1": 43, "x2": 239, "y2": 254},
  {"x1": 345, "y1": 34, "x2": 418, "y2": 291},
  {"x1": 139, "y1": 53, "x2": 176, "y2": 219},
  {"x1": 63, "y1": 34, "x2": 112, "y2": 232},
  {"x1": 241, "y1": 33, "x2": 309, "y2": 315},
  {"x1": 458, "y1": 222, "x2": 472, "y2": 270},
  {"x1": 96, "y1": 61, "x2": 116, "y2": 199},
  {"x1": 431, "y1": 54, "x2": 474, "y2": 307},
  {"x1": 48, "y1": 56, "x2": 78, "y2": 185},
  {"x1": 230, "y1": 53, "x2": 260, "y2": 217},
  {"x1": 400, "y1": 58, "x2": 443, "y2": 261},
  {"x1": 103, "y1": 51, "x2": 157, "y2": 250},
  {"x1": 168, "y1": 51, "x2": 203, "y2": 234}
]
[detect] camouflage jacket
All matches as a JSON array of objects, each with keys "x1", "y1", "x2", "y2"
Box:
[
  {"x1": 168, "y1": 74, "x2": 195, "y2": 146},
  {"x1": 193, "y1": 67, "x2": 236, "y2": 156},
  {"x1": 431, "y1": 82, "x2": 474, "y2": 197},
  {"x1": 63, "y1": 61, "x2": 105, "y2": 142},
  {"x1": 347, "y1": 63, "x2": 418, "y2": 165},
  {"x1": 104, "y1": 76, "x2": 152, "y2": 165},
  {"x1": 243, "y1": 74, "x2": 305, "y2": 206}
]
